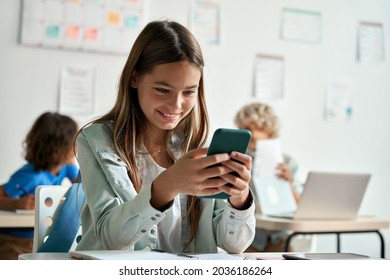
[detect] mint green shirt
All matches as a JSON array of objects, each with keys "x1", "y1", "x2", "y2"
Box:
[{"x1": 76, "y1": 123, "x2": 255, "y2": 253}]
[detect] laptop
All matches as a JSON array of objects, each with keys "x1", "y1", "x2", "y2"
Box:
[{"x1": 268, "y1": 171, "x2": 371, "y2": 220}]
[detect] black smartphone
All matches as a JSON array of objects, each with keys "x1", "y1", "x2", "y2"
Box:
[{"x1": 198, "y1": 128, "x2": 252, "y2": 199}]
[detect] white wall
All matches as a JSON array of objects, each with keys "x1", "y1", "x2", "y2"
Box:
[{"x1": 1, "y1": 0, "x2": 389, "y2": 258}]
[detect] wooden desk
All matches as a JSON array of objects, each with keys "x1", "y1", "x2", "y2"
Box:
[
  {"x1": 0, "y1": 210, "x2": 35, "y2": 228},
  {"x1": 256, "y1": 214, "x2": 390, "y2": 258}
]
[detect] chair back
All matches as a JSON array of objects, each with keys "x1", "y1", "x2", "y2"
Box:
[{"x1": 33, "y1": 183, "x2": 84, "y2": 252}]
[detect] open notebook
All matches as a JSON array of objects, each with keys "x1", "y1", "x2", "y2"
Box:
[{"x1": 70, "y1": 250, "x2": 246, "y2": 260}]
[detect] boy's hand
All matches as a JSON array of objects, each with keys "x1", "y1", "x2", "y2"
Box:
[{"x1": 16, "y1": 195, "x2": 35, "y2": 210}]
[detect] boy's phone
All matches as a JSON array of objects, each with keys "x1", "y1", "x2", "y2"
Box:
[{"x1": 198, "y1": 128, "x2": 252, "y2": 199}]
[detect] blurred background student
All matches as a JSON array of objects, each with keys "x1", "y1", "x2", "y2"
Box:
[
  {"x1": 0, "y1": 111, "x2": 79, "y2": 259},
  {"x1": 234, "y1": 102, "x2": 306, "y2": 252}
]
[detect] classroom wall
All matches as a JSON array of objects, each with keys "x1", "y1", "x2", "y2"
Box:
[{"x1": 1, "y1": 0, "x2": 389, "y2": 257}]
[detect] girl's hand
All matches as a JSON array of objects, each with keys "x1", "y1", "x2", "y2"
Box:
[
  {"x1": 275, "y1": 163, "x2": 300, "y2": 203},
  {"x1": 276, "y1": 162, "x2": 293, "y2": 184},
  {"x1": 219, "y1": 151, "x2": 252, "y2": 210},
  {"x1": 151, "y1": 147, "x2": 241, "y2": 209}
]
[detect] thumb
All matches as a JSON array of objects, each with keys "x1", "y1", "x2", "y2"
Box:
[{"x1": 182, "y1": 147, "x2": 208, "y2": 159}]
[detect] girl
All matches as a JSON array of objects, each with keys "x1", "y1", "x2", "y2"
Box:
[
  {"x1": 76, "y1": 20, "x2": 255, "y2": 254},
  {"x1": 0, "y1": 111, "x2": 79, "y2": 259}
]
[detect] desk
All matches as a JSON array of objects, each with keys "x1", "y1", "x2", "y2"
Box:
[
  {"x1": 18, "y1": 252, "x2": 284, "y2": 260},
  {"x1": 255, "y1": 214, "x2": 390, "y2": 258},
  {"x1": 0, "y1": 210, "x2": 35, "y2": 228}
]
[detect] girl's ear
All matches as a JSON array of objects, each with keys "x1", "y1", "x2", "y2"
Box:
[{"x1": 130, "y1": 73, "x2": 138, "y2": 88}]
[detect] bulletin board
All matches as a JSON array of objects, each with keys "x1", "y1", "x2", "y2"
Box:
[{"x1": 19, "y1": 0, "x2": 144, "y2": 55}]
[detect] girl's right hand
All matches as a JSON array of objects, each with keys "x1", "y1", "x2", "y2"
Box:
[{"x1": 151, "y1": 147, "x2": 233, "y2": 209}]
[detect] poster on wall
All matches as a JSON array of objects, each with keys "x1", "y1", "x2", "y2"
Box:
[
  {"x1": 20, "y1": 0, "x2": 144, "y2": 55},
  {"x1": 280, "y1": 8, "x2": 321, "y2": 44},
  {"x1": 324, "y1": 76, "x2": 354, "y2": 121},
  {"x1": 253, "y1": 54, "x2": 284, "y2": 100},
  {"x1": 189, "y1": 0, "x2": 220, "y2": 45},
  {"x1": 357, "y1": 21, "x2": 385, "y2": 62},
  {"x1": 59, "y1": 65, "x2": 94, "y2": 116}
]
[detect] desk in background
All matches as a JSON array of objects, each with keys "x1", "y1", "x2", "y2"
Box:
[
  {"x1": 0, "y1": 210, "x2": 35, "y2": 228},
  {"x1": 255, "y1": 214, "x2": 390, "y2": 258}
]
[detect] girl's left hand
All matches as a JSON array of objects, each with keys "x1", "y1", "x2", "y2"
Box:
[
  {"x1": 276, "y1": 162, "x2": 293, "y2": 184},
  {"x1": 218, "y1": 151, "x2": 252, "y2": 210}
]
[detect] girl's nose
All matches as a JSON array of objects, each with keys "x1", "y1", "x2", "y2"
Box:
[{"x1": 169, "y1": 93, "x2": 182, "y2": 108}]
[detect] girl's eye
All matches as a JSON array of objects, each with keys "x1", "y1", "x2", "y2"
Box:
[
  {"x1": 183, "y1": 90, "x2": 196, "y2": 96},
  {"x1": 156, "y1": 88, "x2": 169, "y2": 93}
]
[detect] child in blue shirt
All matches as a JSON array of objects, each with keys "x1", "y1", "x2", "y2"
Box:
[{"x1": 0, "y1": 111, "x2": 79, "y2": 259}]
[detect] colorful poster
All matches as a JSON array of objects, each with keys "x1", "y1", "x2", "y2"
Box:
[
  {"x1": 20, "y1": 0, "x2": 144, "y2": 55},
  {"x1": 190, "y1": 0, "x2": 220, "y2": 45}
]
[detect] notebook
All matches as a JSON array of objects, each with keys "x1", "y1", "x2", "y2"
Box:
[
  {"x1": 251, "y1": 138, "x2": 298, "y2": 216},
  {"x1": 268, "y1": 171, "x2": 370, "y2": 220},
  {"x1": 70, "y1": 250, "x2": 197, "y2": 260},
  {"x1": 252, "y1": 176, "x2": 297, "y2": 216},
  {"x1": 70, "y1": 250, "x2": 246, "y2": 260}
]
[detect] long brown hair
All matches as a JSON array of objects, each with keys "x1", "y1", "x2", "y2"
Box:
[{"x1": 91, "y1": 20, "x2": 209, "y2": 250}]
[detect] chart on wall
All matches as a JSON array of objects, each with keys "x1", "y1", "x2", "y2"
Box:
[{"x1": 20, "y1": 0, "x2": 144, "y2": 55}]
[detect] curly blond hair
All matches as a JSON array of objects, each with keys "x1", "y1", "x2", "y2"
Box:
[{"x1": 234, "y1": 102, "x2": 280, "y2": 138}]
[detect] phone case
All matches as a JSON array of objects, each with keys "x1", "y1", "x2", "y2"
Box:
[{"x1": 199, "y1": 128, "x2": 252, "y2": 199}]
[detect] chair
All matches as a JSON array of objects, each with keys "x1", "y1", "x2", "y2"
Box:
[{"x1": 32, "y1": 183, "x2": 84, "y2": 252}]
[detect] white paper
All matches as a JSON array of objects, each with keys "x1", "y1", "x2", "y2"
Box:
[
  {"x1": 254, "y1": 54, "x2": 284, "y2": 100},
  {"x1": 358, "y1": 21, "x2": 385, "y2": 62},
  {"x1": 325, "y1": 76, "x2": 353, "y2": 121},
  {"x1": 59, "y1": 65, "x2": 94, "y2": 115},
  {"x1": 253, "y1": 139, "x2": 284, "y2": 178},
  {"x1": 251, "y1": 138, "x2": 297, "y2": 215},
  {"x1": 281, "y1": 8, "x2": 321, "y2": 43}
]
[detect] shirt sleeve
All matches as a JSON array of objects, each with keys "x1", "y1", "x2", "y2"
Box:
[
  {"x1": 213, "y1": 191, "x2": 256, "y2": 253},
  {"x1": 76, "y1": 126, "x2": 170, "y2": 250},
  {"x1": 2, "y1": 171, "x2": 39, "y2": 198}
]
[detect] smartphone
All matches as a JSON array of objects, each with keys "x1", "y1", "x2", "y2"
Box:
[{"x1": 198, "y1": 128, "x2": 252, "y2": 199}]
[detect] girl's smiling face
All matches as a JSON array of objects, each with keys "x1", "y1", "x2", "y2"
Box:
[{"x1": 133, "y1": 61, "x2": 201, "y2": 136}]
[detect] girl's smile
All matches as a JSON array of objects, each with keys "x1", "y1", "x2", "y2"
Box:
[{"x1": 133, "y1": 61, "x2": 201, "y2": 135}]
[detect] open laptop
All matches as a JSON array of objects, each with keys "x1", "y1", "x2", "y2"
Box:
[{"x1": 268, "y1": 171, "x2": 371, "y2": 220}]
